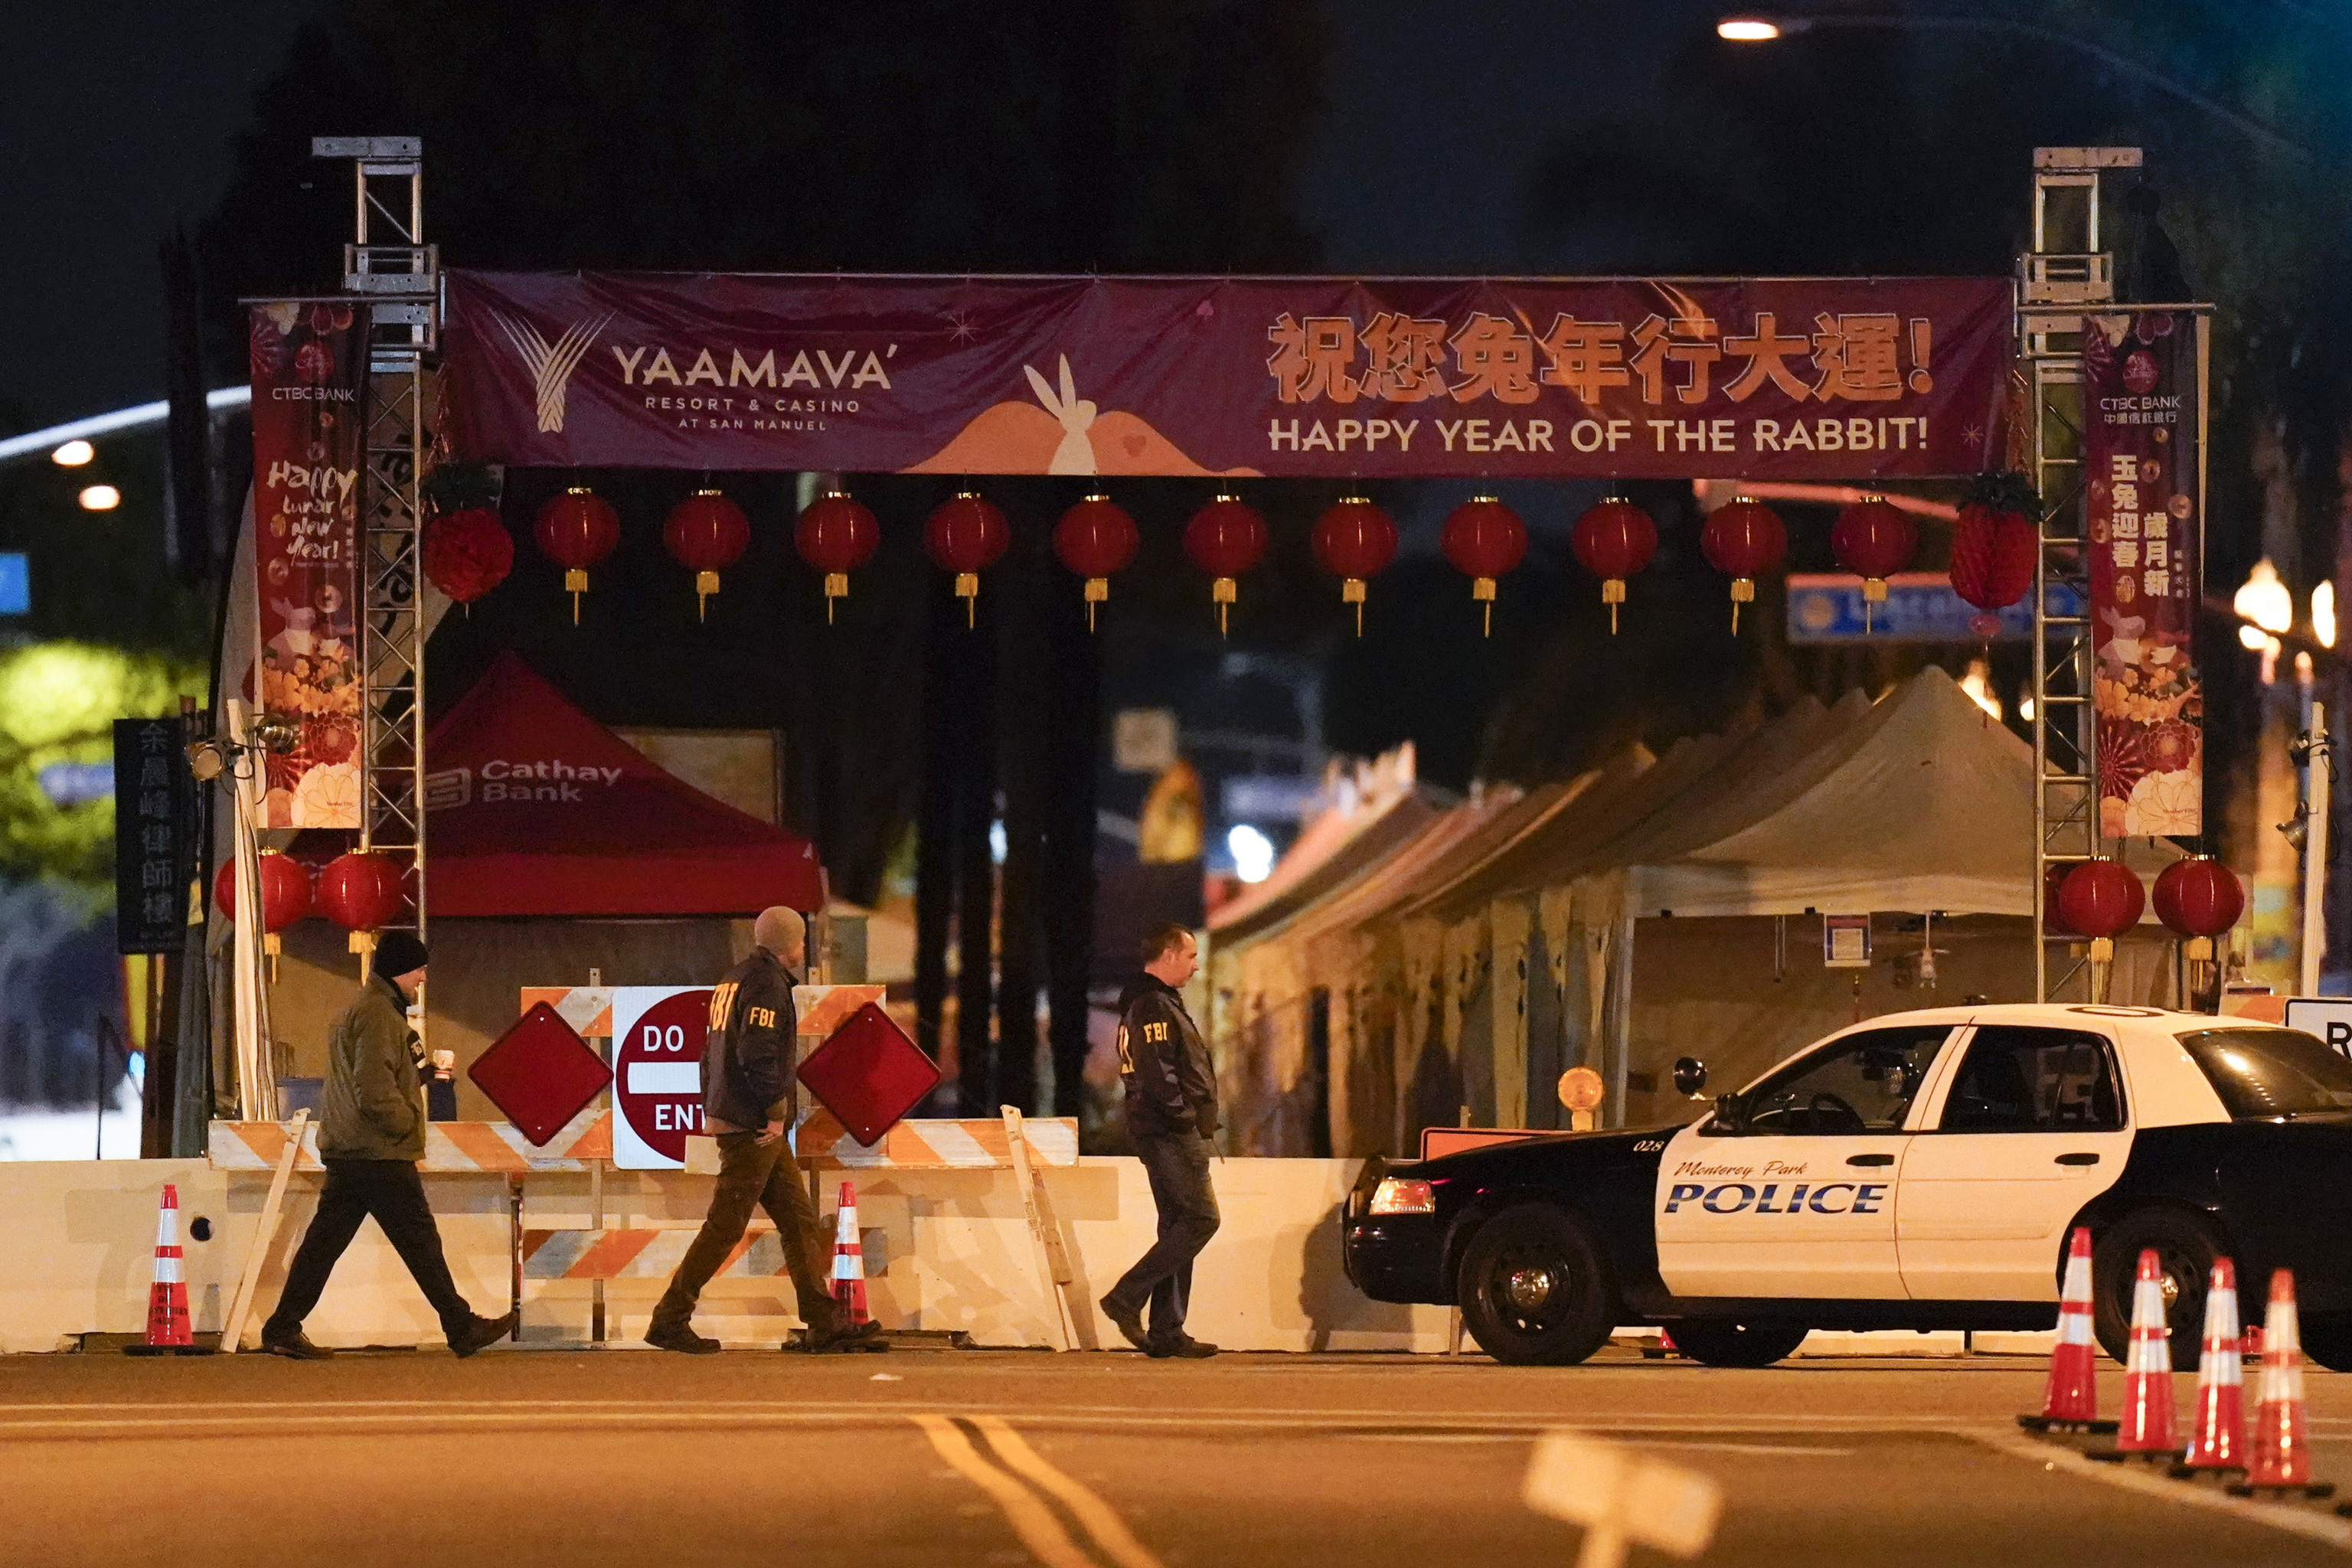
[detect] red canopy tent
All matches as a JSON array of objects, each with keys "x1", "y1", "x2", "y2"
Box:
[{"x1": 424, "y1": 651, "x2": 822, "y2": 916}]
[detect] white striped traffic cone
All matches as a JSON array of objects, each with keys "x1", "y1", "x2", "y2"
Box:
[
  {"x1": 830, "y1": 1181, "x2": 869, "y2": 1326},
  {"x1": 2112, "y1": 1249, "x2": 2178, "y2": 1456},
  {"x1": 2233, "y1": 1269, "x2": 2332, "y2": 1497},
  {"x1": 2022, "y1": 1227, "x2": 2111, "y2": 1432},
  {"x1": 143, "y1": 1184, "x2": 191, "y2": 1348},
  {"x1": 2174, "y1": 1258, "x2": 2245, "y2": 1475}
]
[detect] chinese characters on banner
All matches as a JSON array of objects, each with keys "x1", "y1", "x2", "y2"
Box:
[
  {"x1": 249, "y1": 302, "x2": 368, "y2": 828},
  {"x1": 113, "y1": 718, "x2": 191, "y2": 953},
  {"x1": 2085, "y1": 312, "x2": 2205, "y2": 838},
  {"x1": 441, "y1": 274, "x2": 2011, "y2": 479}
]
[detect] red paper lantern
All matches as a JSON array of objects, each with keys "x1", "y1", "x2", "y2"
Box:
[
  {"x1": 1831, "y1": 495, "x2": 1918, "y2": 633},
  {"x1": 422, "y1": 507, "x2": 514, "y2": 609},
  {"x1": 1570, "y1": 497, "x2": 1658, "y2": 634},
  {"x1": 795, "y1": 490, "x2": 880, "y2": 622},
  {"x1": 534, "y1": 487, "x2": 621, "y2": 624},
  {"x1": 1948, "y1": 500, "x2": 2039, "y2": 629},
  {"x1": 926, "y1": 492, "x2": 1010, "y2": 626},
  {"x1": 1184, "y1": 495, "x2": 1268, "y2": 635},
  {"x1": 214, "y1": 849, "x2": 315, "y2": 959},
  {"x1": 2043, "y1": 862, "x2": 2079, "y2": 937},
  {"x1": 662, "y1": 490, "x2": 751, "y2": 621},
  {"x1": 1054, "y1": 495, "x2": 1140, "y2": 631},
  {"x1": 2056, "y1": 858, "x2": 2145, "y2": 949},
  {"x1": 1441, "y1": 498, "x2": 1527, "y2": 638},
  {"x1": 2152, "y1": 856, "x2": 2245, "y2": 961},
  {"x1": 1312, "y1": 498, "x2": 1398, "y2": 636},
  {"x1": 1699, "y1": 496, "x2": 1786, "y2": 634},
  {"x1": 317, "y1": 851, "x2": 410, "y2": 962}
]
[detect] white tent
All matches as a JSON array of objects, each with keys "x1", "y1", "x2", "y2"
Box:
[{"x1": 1225, "y1": 668, "x2": 2191, "y2": 1157}]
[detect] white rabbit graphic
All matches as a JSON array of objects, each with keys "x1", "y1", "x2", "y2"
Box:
[{"x1": 1024, "y1": 354, "x2": 1097, "y2": 475}]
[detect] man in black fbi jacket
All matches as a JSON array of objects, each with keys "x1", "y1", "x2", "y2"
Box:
[
  {"x1": 646, "y1": 906, "x2": 885, "y2": 1354},
  {"x1": 1099, "y1": 922, "x2": 1221, "y2": 1358}
]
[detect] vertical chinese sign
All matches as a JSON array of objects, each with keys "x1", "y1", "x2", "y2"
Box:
[
  {"x1": 2085, "y1": 311, "x2": 2207, "y2": 838},
  {"x1": 114, "y1": 718, "x2": 191, "y2": 953},
  {"x1": 249, "y1": 302, "x2": 369, "y2": 828}
]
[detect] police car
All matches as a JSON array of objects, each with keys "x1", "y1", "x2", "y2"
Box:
[{"x1": 1342, "y1": 1004, "x2": 2352, "y2": 1370}]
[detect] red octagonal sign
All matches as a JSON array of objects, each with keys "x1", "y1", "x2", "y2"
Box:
[{"x1": 612, "y1": 985, "x2": 714, "y2": 1168}]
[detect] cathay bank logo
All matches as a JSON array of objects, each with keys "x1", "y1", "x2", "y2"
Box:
[{"x1": 485, "y1": 307, "x2": 612, "y2": 433}]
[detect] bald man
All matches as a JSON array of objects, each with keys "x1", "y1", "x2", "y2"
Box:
[{"x1": 646, "y1": 906, "x2": 885, "y2": 1354}]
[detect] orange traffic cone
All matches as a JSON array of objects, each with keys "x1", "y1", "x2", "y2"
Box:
[
  {"x1": 2233, "y1": 1269, "x2": 2334, "y2": 1497},
  {"x1": 2022, "y1": 1227, "x2": 2112, "y2": 1432},
  {"x1": 830, "y1": 1181, "x2": 868, "y2": 1326},
  {"x1": 2099, "y1": 1249, "x2": 2178, "y2": 1459},
  {"x1": 2173, "y1": 1258, "x2": 2245, "y2": 1475},
  {"x1": 123, "y1": 1184, "x2": 209, "y2": 1357}
]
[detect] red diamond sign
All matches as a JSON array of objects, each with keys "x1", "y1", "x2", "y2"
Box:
[
  {"x1": 469, "y1": 1002, "x2": 612, "y2": 1145},
  {"x1": 796, "y1": 1002, "x2": 941, "y2": 1146}
]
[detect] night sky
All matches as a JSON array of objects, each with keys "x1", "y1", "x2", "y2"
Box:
[{"x1": 0, "y1": 0, "x2": 1724, "y2": 428}]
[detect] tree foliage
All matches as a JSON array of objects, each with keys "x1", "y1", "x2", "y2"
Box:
[{"x1": 0, "y1": 641, "x2": 204, "y2": 890}]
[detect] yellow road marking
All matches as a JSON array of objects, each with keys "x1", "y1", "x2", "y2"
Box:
[
  {"x1": 973, "y1": 1414, "x2": 1168, "y2": 1568},
  {"x1": 910, "y1": 1413, "x2": 1098, "y2": 1568}
]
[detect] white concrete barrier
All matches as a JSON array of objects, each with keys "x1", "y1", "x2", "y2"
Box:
[{"x1": 0, "y1": 1157, "x2": 1455, "y2": 1354}]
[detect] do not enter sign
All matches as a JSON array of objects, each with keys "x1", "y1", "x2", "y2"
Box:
[{"x1": 612, "y1": 985, "x2": 714, "y2": 1169}]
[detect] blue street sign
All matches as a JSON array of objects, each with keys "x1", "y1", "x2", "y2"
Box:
[
  {"x1": 1785, "y1": 573, "x2": 2085, "y2": 644},
  {"x1": 0, "y1": 554, "x2": 24, "y2": 615}
]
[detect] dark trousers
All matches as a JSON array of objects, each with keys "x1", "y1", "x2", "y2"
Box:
[
  {"x1": 652, "y1": 1130, "x2": 841, "y2": 1334},
  {"x1": 265, "y1": 1160, "x2": 475, "y2": 1341},
  {"x1": 1106, "y1": 1126, "x2": 1220, "y2": 1345}
]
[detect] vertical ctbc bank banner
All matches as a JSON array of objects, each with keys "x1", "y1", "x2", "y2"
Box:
[
  {"x1": 249, "y1": 302, "x2": 368, "y2": 828},
  {"x1": 2085, "y1": 311, "x2": 2205, "y2": 838},
  {"x1": 441, "y1": 273, "x2": 2011, "y2": 480}
]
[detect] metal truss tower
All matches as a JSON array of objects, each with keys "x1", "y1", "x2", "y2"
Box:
[
  {"x1": 312, "y1": 137, "x2": 437, "y2": 989},
  {"x1": 2019, "y1": 147, "x2": 2137, "y2": 1001}
]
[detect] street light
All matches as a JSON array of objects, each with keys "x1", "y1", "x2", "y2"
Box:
[
  {"x1": 50, "y1": 439, "x2": 93, "y2": 467},
  {"x1": 1715, "y1": 13, "x2": 2312, "y2": 162},
  {"x1": 2235, "y1": 558, "x2": 2294, "y2": 639},
  {"x1": 77, "y1": 485, "x2": 119, "y2": 511}
]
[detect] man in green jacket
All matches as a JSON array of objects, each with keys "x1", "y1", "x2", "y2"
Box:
[{"x1": 260, "y1": 931, "x2": 518, "y2": 1360}]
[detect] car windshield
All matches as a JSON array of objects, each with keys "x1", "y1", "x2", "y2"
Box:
[
  {"x1": 2178, "y1": 1028, "x2": 2352, "y2": 1119},
  {"x1": 1732, "y1": 1025, "x2": 1950, "y2": 1135}
]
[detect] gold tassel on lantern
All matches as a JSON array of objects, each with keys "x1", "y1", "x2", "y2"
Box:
[
  {"x1": 956, "y1": 573, "x2": 981, "y2": 628},
  {"x1": 1730, "y1": 577, "x2": 1756, "y2": 634},
  {"x1": 1343, "y1": 578, "x2": 1367, "y2": 637},
  {"x1": 1212, "y1": 577, "x2": 1237, "y2": 637},
  {"x1": 1083, "y1": 577, "x2": 1110, "y2": 632},
  {"x1": 824, "y1": 573, "x2": 849, "y2": 623},
  {"x1": 1602, "y1": 578, "x2": 1627, "y2": 635},
  {"x1": 694, "y1": 571, "x2": 720, "y2": 621},
  {"x1": 1861, "y1": 577, "x2": 1889, "y2": 635},
  {"x1": 1472, "y1": 577, "x2": 1498, "y2": 638}
]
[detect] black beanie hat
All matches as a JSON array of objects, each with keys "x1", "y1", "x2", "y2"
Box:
[{"x1": 373, "y1": 929, "x2": 430, "y2": 978}]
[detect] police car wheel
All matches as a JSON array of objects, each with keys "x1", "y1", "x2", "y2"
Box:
[
  {"x1": 1667, "y1": 1319, "x2": 1811, "y2": 1368},
  {"x1": 1457, "y1": 1204, "x2": 1617, "y2": 1366},
  {"x1": 2301, "y1": 1317, "x2": 2352, "y2": 1373},
  {"x1": 2090, "y1": 1209, "x2": 2218, "y2": 1373}
]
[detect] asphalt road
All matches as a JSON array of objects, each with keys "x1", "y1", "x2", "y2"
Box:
[{"x1": 5, "y1": 1347, "x2": 2349, "y2": 1568}]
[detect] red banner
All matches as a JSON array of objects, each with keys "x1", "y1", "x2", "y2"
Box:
[
  {"x1": 2086, "y1": 311, "x2": 2205, "y2": 838},
  {"x1": 442, "y1": 273, "x2": 2010, "y2": 480},
  {"x1": 249, "y1": 302, "x2": 369, "y2": 829}
]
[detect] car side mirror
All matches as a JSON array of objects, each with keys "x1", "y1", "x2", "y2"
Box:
[
  {"x1": 1673, "y1": 1057, "x2": 1708, "y2": 1097},
  {"x1": 1713, "y1": 1092, "x2": 1746, "y2": 1133}
]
